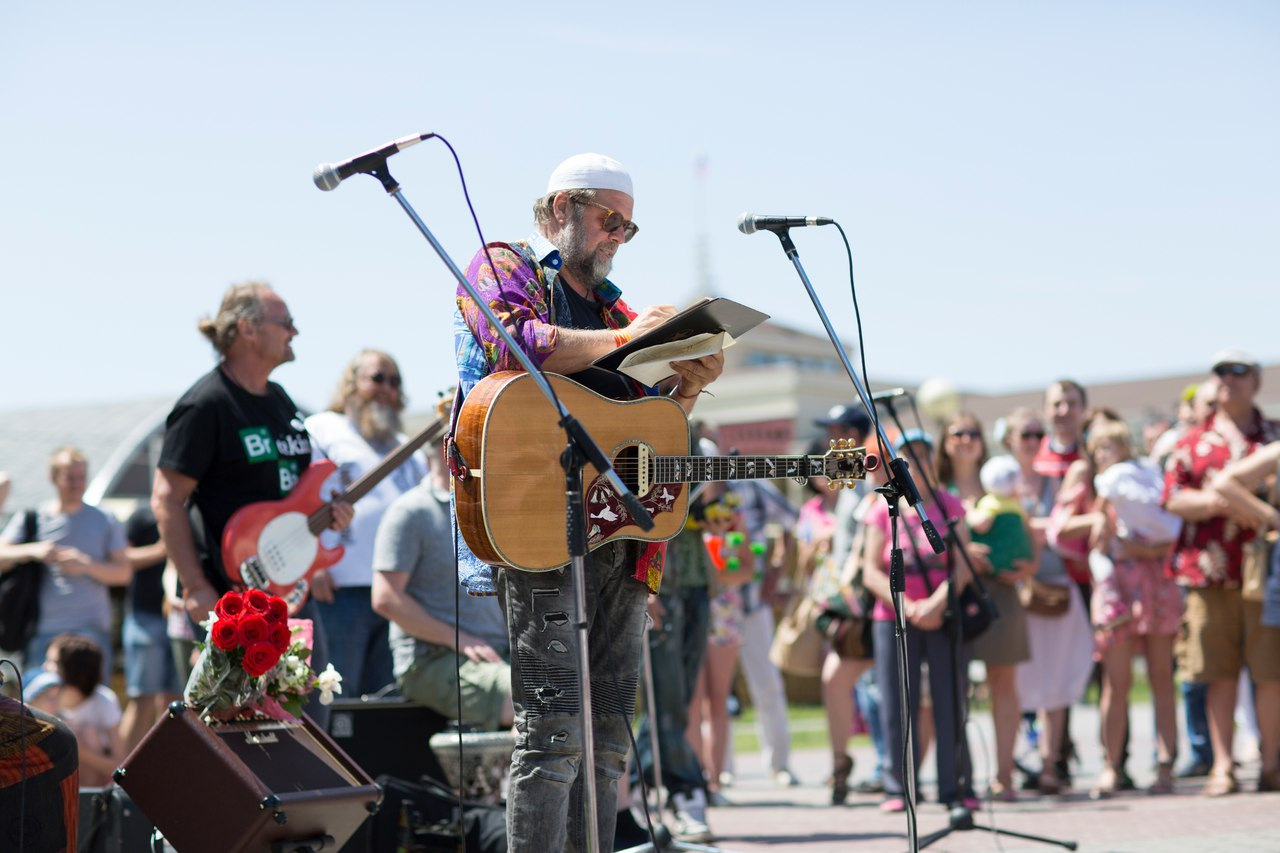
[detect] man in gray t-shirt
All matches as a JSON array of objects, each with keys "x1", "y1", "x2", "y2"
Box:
[
  {"x1": 0, "y1": 447, "x2": 129, "y2": 677},
  {"x1": 371, "y1": 452, "x2": 512, "y2": 730}
]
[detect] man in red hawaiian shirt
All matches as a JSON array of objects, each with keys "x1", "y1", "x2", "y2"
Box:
[{"x1": 1163, "y1": 348, "x2": 1280, "y2": 796}]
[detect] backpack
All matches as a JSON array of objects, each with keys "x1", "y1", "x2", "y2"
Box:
[{"x1": 0, "y1": 511, "x2": 45, "y2": 652}]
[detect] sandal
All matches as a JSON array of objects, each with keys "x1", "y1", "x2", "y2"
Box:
[
  {"x1": 988, "y1": 780, "x2": 1018, "y2": 803},
  {"x1": 1257, "y1": 768, "x2": 1280, "y2": 793},
  {"x1": 1202, "y1": 769, "x2": 1238, "y2": 797},
  {"x1": 1148, "y1": 762, "x2": 1175, "y2": 796},
  {"x1": 829, "y1": 754, "x2": 854, "y2": 805},
  {"x1": 1038, "y1": 767, "x2": 1061, "y2": 796},
  {"x1": 1090, "y1": 766, "x2": 1118, "y2": 800}
]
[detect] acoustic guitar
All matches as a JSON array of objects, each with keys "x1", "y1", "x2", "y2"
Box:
[
  {"x1": 454, "y1": 371, "x2": 875, "y2": 572},
  {"x1": 223, "y1": 416, "x2": 446, "y2": 610}
]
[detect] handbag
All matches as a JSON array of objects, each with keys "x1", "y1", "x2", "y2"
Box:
[
  {"x1": 815, "y1": 585, "x2": 874, "y2": 660},
  {"x1": 769, "y1": 593, "x2": 826, "y2": 677},
  {"x1": 1018, "y1": 576, "x2": 1071, "y2": 616},
  {"x1": 954, "y1": 583, "x2": 997, "y2": 641},
  {"x1": 0, "y1": 510, "x2": 45, "y2": 652}
]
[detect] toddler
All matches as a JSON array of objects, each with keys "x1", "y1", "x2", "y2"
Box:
[
  {"x1": 1086, "y1": 421, "x2": 1182, "y2": 630},
  {"x1": 966, "y1": 455, "x2": 1034, "y2": 574}
]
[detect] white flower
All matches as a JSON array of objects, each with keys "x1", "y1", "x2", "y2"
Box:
[{"x1": 316, "y1": 663, "x2": 343, "y2": 706}]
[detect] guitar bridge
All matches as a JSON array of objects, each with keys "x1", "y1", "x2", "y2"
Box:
[
  {"x1": 240, "y1": 557, "x2": 267, "y2": 590},
  {"x1": 635, "y1": 444, "x2": 652, "y2": 497}
]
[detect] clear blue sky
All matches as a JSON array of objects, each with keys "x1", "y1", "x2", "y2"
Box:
[{"x1": 3, "y1": 1, "x2": 1276, "y2": 415}]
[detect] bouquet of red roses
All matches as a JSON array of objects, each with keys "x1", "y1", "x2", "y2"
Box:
[{"x1": 184, "y1": 589, "x2": 293, "y2": 722}]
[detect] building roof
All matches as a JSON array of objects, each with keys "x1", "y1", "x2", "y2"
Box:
[{"x1": 0, "y1": 398, "x2": 173, "y2": 524}]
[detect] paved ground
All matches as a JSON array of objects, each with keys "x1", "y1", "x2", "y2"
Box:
[{"x1": 631, "y1": 702, "x2": 1280, "y2": 853}]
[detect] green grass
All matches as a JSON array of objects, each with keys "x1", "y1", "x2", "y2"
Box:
[
  {"x1": 728, "y1": 666, "x2": 1156, "y2": 755},
  {"x1": 731, "y1": 703, "x2": 871, "y2": 754}
]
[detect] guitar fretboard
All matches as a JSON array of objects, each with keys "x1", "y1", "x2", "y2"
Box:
[{"x1": 655, "y1": 455, "x2": 840, "y2": 484}]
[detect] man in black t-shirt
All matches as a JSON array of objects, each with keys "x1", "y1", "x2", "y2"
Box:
[{"x1": 151, "y1": 282, "x2": 352, "y2": 722}]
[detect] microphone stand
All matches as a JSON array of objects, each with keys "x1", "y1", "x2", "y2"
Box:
[
  {"x1": 876, "y1": 398, "x2": 1076, "y2": 852},
  {"x1": 757, "y1": 227, "x2": 942, "y2": 852},
  {"x1": 345, "y1": 157, "x2": 656, "y2": 853}
]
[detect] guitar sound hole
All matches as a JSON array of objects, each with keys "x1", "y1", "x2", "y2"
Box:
[{"x1": 612, "y1": 444, "x2": 644, "y2": 493}]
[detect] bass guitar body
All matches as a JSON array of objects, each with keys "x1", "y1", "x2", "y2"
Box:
[
  {"x1": 221, "y1": 459, "x2": 345, "y2": 608},
  {"x1": 455, "y1": 371, "x2": 691, "y2": 572}
]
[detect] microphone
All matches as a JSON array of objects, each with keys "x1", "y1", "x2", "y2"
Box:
[
  {"x1": 737, "y1": 213, "x2": 834, "y2": 234},
  {"x1": 313, "y1": 133, "x2": 434, "y2": 191},
  {"x1": 871, "y1": 387, "x2": 910, "y2": 403}
]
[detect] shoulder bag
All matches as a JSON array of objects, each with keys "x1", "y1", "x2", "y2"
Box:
[{"x1": 0, "y1": 510, "x2": 45, "y2": 652}]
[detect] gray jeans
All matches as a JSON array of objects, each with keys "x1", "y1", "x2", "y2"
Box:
[{"x1": 498, "y1": 542, "x2": 649, "y2": 852}]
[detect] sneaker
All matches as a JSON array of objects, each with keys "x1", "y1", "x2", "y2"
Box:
[
  {"x1": 672, "y1": 790, "x2": 713, "y2": 843},
  {"x1": 852, "y1": 778, "x2": 885, "y2": 795},
  {"x1": 880, "y1": 797, "x2": 906, "y2": 813},
  {"x1": 1176, "y1": 760, "x2": 1212, "y2": 779},
  {"x1": 773, "y1": 768, "x2": 800, "y2": 787},
  {"x1": 707, "y1": 789, "x2": 733, "y2": 807}
]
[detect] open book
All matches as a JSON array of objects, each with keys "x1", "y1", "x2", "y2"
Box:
[{"x1": 591, "y1": 297, "x2": 770, "y2": 386}]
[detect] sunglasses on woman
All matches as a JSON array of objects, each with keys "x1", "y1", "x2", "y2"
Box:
[
  {"x1": 368, "y1": 371, "x2": 401, "y2": 389},
  {"x1": 574, "y1": 199, "x2": 639, "y2": 243}
]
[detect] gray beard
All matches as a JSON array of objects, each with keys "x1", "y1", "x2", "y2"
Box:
[
  {"x1": 348, "y1": 399, "x2": 401, "y2": 445},
  {"x1": 558, "y1": 213, "x2": 613, "y2": 289}
]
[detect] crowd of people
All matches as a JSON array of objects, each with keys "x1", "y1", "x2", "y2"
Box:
[{"x1": 0, "y1": 149, "x2": 1277, "y2": 853}]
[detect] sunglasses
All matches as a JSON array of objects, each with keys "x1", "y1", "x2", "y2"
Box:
[
  {"x1": 261, "y1": 315, "x2": 297, "y2": 333},
  {"x1": 575, "y1": 199, "x2": 639, "y2": 243},
  {"x1": 1214, "y1": 363, "x2": 1253, "y2": 378},
  {"x1": 369, "y1": 371, "x2": 402, "y2": 389},
  {"x1": 1017, "y1": 430, "x2": 1046, "y2": 441},
  {"x1": 947, "y1": 428, "x2": 982, "y2": 440}
]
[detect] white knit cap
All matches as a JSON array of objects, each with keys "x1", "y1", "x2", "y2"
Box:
[{"x1": 546, "y1": 153, "x2": 633, "y2": 197}]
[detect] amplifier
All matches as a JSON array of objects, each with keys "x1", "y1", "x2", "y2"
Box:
[
  {"x1": 116, "y1": 703, "x2": 380, "y2": 853},
  {"x1": 327, "y1": 697, "x2": 449, "y2": 784}
]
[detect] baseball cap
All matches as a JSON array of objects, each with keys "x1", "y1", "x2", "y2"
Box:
[
  {"x1": 815, "y1": 404, "x2": 872, "y2": 435},
  {"x1": 546, "y1": 153, "x2": 633, "y2": 197},
  {"x1": 1210, "y1": 348, "x2": 1260, "y2": 373},
  {"x1": 893, "y1": 428, "x2": 934, "y2": 452}
]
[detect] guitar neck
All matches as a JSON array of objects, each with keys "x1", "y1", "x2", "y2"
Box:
[
  {"x1": 306, "y1": 417, "x2": 446, "y2": 535},
  {"x1": 654, "y1": 453, "x2": 854, "y2": 484}
]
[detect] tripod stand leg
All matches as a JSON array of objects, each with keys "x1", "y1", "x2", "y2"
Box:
[{"x1": 968, "y1": 821, "x2": 1078, "y2": 850}]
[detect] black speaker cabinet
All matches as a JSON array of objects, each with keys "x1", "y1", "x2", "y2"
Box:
[
  {"x1": 115, "y1": 703, "x2": 380, "y2": 853},
  {"x1": 327, "y1": 697, "x2": 448, "y2": 784},
  {"x1": 77, "y1": 787, "x2": 154, "y2": 853}
]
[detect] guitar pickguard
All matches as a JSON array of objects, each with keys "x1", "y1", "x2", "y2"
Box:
[{"x1": 585, "y1": 475, "x2": 683, "y2": 546}]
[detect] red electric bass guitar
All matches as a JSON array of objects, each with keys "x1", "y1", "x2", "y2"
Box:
[{"x1": 223, "y1": 415, "x2": 446, "y2": 611}]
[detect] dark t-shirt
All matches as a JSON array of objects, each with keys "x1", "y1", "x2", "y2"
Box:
[
  {"x1": 560, "y1": 280, "x2": 636, "y2": 401},
  {"x1": 124, "y1": 506, "x2": 165, "y2": 615},
  {"x1": 157, "y1": 367, "x2": 312, "y2": 593}
]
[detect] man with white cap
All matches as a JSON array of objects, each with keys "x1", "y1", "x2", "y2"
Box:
[
  {"x1": 453, "y1": 153, "x2": 724, "y2": 851},
  {"x1": 1163, "y1": 348, "x2": 1280, "y2": 796}
]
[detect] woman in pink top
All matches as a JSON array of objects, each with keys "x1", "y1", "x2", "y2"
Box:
[{"x1": 862, "y1": 429, "x2": 976, "y2": 813}]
